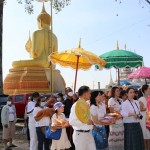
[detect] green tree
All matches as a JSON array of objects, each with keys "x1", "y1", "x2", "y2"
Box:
[
  {"x1": 0, "y1": 0, "x2": 71, "y2": 94},
  {"x1": 145, "y1": 0, "x2": 150, "y2": 4},
  {"x1": 0, "y1": 1, "x2": 3, "y2": 94},
  {"x1": 116, "y1": 0, "x2": 150, "y2": 5}
]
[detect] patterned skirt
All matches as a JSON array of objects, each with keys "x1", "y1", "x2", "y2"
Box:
[
  {"x1": 92, "y1": 126, "x2": 108, "y2": 150},
  {"x1": 124, "y1": 123, "x2": 145, "y2": 150},
  {"x1": 108, "y1": 123, "x2": 124, "y2": 150}
]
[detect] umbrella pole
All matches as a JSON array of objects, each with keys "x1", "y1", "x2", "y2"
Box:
[
  {"x1": 118, "y1": 68, "x2": 120, "y2": 86},
  {"x1": 145, "y1": 78, "x2": 148, "y2": 84},
  {"x1": 74, "y1": 55, "x2": 80, "y2": 93},
  {"x1": 50, "y1": 0, "x2": 54, "y2": 93}
]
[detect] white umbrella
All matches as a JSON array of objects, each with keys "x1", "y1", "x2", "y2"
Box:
[{"x1": 129, "y1": 82, "x2": 140, "y2": 88}]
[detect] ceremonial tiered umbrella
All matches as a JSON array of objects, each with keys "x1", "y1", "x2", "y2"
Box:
[
  {"x1": 96, "y1": 43, "x2": 143, "y2": 85},
  {"x1": 49, "y1": 40, "x2": 106, "y2": 92},
  {"x1": 128, "y1": 67, "x2": 150, "y2": 84}
]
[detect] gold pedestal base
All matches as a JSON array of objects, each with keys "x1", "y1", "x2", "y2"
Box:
[{"x1": 4, "y1": 67, "x2": 50, "y2": 95}]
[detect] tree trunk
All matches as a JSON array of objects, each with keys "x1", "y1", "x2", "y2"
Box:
[{"x1": 0, "y1": 1, "x2": 3, "y2": 94}]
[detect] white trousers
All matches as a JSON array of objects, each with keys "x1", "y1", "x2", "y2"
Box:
[
  {"x1": 29, "y1": 123, "x2": 38, "y2": 150},
  {"x1": 73, "y1": 131, "x2": 96, "y2": 150}
]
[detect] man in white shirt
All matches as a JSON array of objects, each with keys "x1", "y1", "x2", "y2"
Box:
[
  {"x1": 1, "y1": 96, "x2": 17, "y2": 149},
  {"x1": 27, "y1": 92, "x2": 40, "y2": 150},
  {"x1": 69, "y1": 86, "x2": 96, "y2": 150}
]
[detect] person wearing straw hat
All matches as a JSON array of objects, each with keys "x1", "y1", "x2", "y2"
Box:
[
  {"x1": 51, "y1": 102, "x2": 71, "y2": 150},
  {"x1": 69, "y1": 86, "x2": 96, "y2": 150}
]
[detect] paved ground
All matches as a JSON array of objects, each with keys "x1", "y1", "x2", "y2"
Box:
[{"x1": 0, "y1": 121, "x2": 29, "y2": 150}]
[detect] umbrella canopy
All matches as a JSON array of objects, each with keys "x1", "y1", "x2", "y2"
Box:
[
  {"x1": 96, "y1": 49, "x2": 143, "y2": 69},
  {"x1": 128, "y1": 67, "x2": 150, "y2": 84},
  {"x1": 120, "y1": 80, "x2": 131, "y2": 85},
  {"x1": 129, "y1": 82, "x2": 140, "y2": 87},
  {"x1": 50, "y1": 45, "x2": 106, "y2": 70},
  {"x1": 49, "y1": 40, "x2": 106, "y2": 92},
  {"x1": 96, "y1": 45, "x2": 143, "y2": 85}
]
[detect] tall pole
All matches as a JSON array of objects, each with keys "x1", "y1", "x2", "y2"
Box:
[
  {"x1": 50, "y1": 0, "x2": 54, "y2": 93},
  {"x1": 98, "y1": 82, "x2": 100, "y2": 90},
  {"x1": 118, "y1": 68, "x2": 120, "y2": 86},
  {"x1": 145, "y1": 78, "x2": 148, "y2": 85},
  {"x1": 74, "y1": 55, "x2": 80, "y2": 93},
  {"x1": 0, "y1": 2, "x2": 3, "y2": 94},
  {"x1": 93, "y1": 81, "x2": 95, "y2": 89}
]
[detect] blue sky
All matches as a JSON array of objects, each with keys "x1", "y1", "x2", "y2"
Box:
[{"x1": 3, "y1": 0, "x2": 150, "y2": 90}]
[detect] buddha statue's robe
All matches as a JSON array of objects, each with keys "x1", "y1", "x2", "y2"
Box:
[{"x1": 12, "y1": 28, "x2": 58, "y2": 68}]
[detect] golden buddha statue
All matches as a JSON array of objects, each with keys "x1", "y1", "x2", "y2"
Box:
[
  {"x1": 12, "y1": 4, "x2": 58, "y2": 68},
  {"x1": 4, "y1": 4, "x2": 66, "y2": 95}
]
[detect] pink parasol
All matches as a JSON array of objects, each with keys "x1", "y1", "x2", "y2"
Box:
[{"x1": 128, "y1": 67, "x2": 150, "y2": 83}]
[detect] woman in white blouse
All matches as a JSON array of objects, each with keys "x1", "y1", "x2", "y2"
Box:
[
  {"x1": 138, "y1": 84, "x2": 150, "y2": 149},
  {"x1": 90, "y1": 91, "x2": 110, "y2": 150},
  {"x1": 121, "y1": 87, "x2": 145, "y2": 150},
  {"x1": 33, "y1": 97, "x2": 51, "y2": 150},
  {"x1": 108, "y1": 87, "x2": 124, "y2": 150}
]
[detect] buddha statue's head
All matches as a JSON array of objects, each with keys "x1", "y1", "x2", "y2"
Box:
[{"x1": 37, "y1": 4, "x2": 51, "y2": 29}]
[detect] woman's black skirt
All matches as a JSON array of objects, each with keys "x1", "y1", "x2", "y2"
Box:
[{"x1": 124, "y1": 123, "x2": 145, "y2": 150}]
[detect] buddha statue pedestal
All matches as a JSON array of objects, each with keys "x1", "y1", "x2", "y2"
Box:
[
  {"x1": 4, "y1": 67, "x2": 66, "y2": 95},
  {"x1": 45, "y1": 69, "x2": 66, "y2": 93}
]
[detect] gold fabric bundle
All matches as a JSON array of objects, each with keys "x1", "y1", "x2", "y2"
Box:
[{"x1": 75, "y1": 99, "x2": 90, "y2": 124}]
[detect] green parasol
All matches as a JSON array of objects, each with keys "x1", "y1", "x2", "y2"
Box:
[
  {"x1": 96, "y1": 42, "x2": 143, "y2": 85},
  {"x1": 98, "y1": 49, "x2": 143, "y2": 69}
]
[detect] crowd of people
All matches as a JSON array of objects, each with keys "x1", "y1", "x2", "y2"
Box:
[{"x1": 1, "y1": 84, "x2": 150, "y2": 150}]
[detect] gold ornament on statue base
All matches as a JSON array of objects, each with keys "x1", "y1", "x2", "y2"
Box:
[{"x1": 4, "y1": 4, "x2": 66, "y2": 95}]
